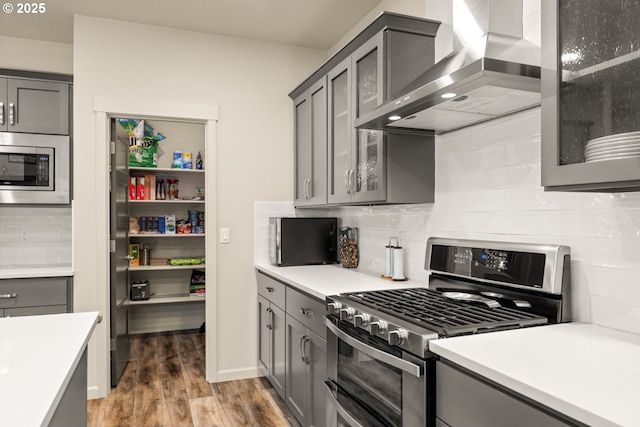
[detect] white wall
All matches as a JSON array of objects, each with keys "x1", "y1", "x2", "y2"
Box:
[
  {"x1": 73, "y1": 15, "x2": 326, "y2": 397},
  {"x1": 0, "y1": 35, "x2": 73, "y2": 74}
]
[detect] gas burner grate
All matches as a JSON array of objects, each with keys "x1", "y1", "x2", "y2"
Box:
[{"x1": 342, "y1": 288, "x2": 546, "y2": 337}]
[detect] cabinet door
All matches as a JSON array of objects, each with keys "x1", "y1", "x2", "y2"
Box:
[
  {"x1": 270, "y1": 303, "x2": 286, "y2": 400},
  {"x1": 286, "y1": 316, "x2": 308, "y2": 426},
  {"x1": 7, "y1": 79, "x2": 69, "y2": 135},
  {"x1": 0, "y1": 78, "x2": 7, "y2": 131},
  {"x1": 294, "y1": 92, "x2": 312, "y2": 206},
  {"x1": 541, "y1": 0, "x2": 640, "y2": 191},
  {"x1": 328, "y1": 57, "x2": 353, "y2": 204},
  {"x1": 308, "y1": 78, "x2": 328, "y2": 206},
  {"x1": 352, "y1": 33, "x2": 386, "y2": 203},
  {"x1": 257, "y1": 295, "x2": 270, "y2": 377},
  {"x1": 308, "y1": 331, "x2": 327, "y2": 427}
]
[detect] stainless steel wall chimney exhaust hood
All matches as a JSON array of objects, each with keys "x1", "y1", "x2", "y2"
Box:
[{"x1": 356, "y1": 0, "x2": 541, "y2": 134}]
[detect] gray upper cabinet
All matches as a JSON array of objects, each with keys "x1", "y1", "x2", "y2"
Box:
[
  {"x1": 291, "y1": 12, "x2": 440, "y2": 206},
  {"x1": 541, "y1": 0, "x2": 640, "y2": 191},
  {"x1": 294, "y1": 77, "x2": 328, "y2": 207},
  {"x1": 1, "y1": 77, "x2": 70, "y2": 135}
]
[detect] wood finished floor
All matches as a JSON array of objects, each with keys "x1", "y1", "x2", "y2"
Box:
[{"x1": 87, "y1": 330, "x2": 301, "y2": 427}]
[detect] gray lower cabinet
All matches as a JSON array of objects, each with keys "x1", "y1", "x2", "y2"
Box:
[
  {"x1": 0, "y1": 276, "x2": 72, "y2": 317},
  {"x1": 436, "y1": 360, "x2": 579, "y2": 427},
  {"x1": 285, "y1": 315, "x2": 327, "y2": 427},
  {"x1": 256, "y1": 270, "x2": 328, "y2": 427},
  {"x1": 257, "y1": 273, "x2": 287, "y2": 399},
  {"x1": 0, "y1": 76, "x2": 70, "y2": 135}
]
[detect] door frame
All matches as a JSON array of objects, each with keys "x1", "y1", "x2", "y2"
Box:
[{"x1": 88, "y1": 96, "x2": 218, "y2": 397}]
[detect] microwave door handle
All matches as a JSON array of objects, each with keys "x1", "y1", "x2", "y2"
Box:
[
  {"x1": 324, "y1": 317, "x2": 423, "y2": 378},
  {"x1": 324, "y1": 381, "x2": 365, "y2": 427}
]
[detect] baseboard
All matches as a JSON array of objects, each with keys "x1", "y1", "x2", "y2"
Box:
[
  {"x1": 215, "y1": 366, "x2": 261, "y2": 383},
  {"x1": 87, "y1": 385, "x2": 106, "y2": 400}
]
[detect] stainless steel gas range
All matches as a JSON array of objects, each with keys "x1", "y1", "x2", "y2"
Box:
[{"x1": 324, "y1": 237, "x2": 571, "y2": 427}]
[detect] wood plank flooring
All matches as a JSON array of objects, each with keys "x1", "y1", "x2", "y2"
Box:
[{"x1": 87, "y1": 330, "x2": 301, "y2": 427}]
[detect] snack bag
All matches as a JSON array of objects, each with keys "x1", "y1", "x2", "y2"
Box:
[{"x1": 117, "y1": 118, "x2": 166, "y2": 168}]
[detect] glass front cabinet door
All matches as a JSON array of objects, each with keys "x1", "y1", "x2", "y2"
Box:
[{"x1": 542, "y1": 0, "x2": 640, "y2": 191}]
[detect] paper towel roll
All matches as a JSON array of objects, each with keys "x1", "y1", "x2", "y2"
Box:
[
  {"x1": 392, "y1": 247, "x2": 405, "y2": 280},
  {"x1": 385, "y1": 246, "x2": 394, "y2": 277}
]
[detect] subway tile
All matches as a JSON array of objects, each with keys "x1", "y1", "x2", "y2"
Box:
[
  {"x1": 588, "y1": 239, "x2": 640, "y2": 270},
  {"x1": 582, "y1": 266, "x2": 640, "y2": 304},
  {"x1": 473, "y1": 211, "x2": 544, "y2": 235},
  {"x1": 448, "y1": 145, "x2": 504, "y2": 172},
  {"x1": 435, "y1": 128, "x2": 474, "y2": 154},
  {"x1": 505, "y1": 186, "x2": 590, "y2": 211},
  {"x1": 589, "y1": 192, "x2": 640, "y2": 209},
  {"x1": 447, "y1": 189, "x2": 505, "y2": 212},
  {"x1": 504, "y1": 135, "x2": 541, "y2": 165},
  {"x1": 476, "y1": 162, "x2": 540, "y2": 189},
  {"x1": 590, "y1": 295, "x2": 640, "y2": 334}
]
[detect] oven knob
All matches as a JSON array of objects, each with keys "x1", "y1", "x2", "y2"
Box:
[
  {"x1": 327, "y1": 302, "x2": 342, "y2": 315},
  {"x1": 370, "y1": 320, "x2": 387, "y2": 336},
  {"x1": 340, "y1": 307, "x2": 355, "y2": 321},
  {"x1": 353, "y1": 313, "x2": 370, "y2": 328},
  {"x1": 388, "y1": 329, "x2": 407, "y2": 346}
]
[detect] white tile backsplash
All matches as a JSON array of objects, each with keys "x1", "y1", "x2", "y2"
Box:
[
  {"x1": 254, "y1": 106, "x2": 640, "y2": 335},
  {"x1": 0, "y1": 206, "x2": 72, "y2": 268}
]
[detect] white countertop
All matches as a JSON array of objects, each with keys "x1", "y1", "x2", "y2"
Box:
[
  {"x1": 255, "y1": 262, "x2": 426, "y2": 300},
  {"x1": 430, "y1": 322, "x2": 640, "y2": 427},
  {"x1": 0, "y1": 266, "x2": 73, "y2": 280},
  {"x1": 0, "y1": 312, "x2": 99, "y2": 427}
]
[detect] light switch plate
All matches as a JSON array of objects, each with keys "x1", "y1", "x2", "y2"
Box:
[{"x1": 220, "y1": 227, "x2": 230, "y2": 243}]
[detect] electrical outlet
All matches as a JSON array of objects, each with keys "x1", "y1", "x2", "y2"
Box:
[
  {"x1": 19, "y1": 229, "x2": 29, "y2": 243},
  {"x1": 220, "y1": 227, "x2": 230, "y2": 243}
]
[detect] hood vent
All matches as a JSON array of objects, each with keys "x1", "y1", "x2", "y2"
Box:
[{"x1": 356, "y1": 0, "x2": 541, "y2": 134}]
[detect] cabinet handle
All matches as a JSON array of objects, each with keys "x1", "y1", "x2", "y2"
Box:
[
  {"x1": 0, "y1": 293, "x2": 17, "y2": 299},
  {"x1": 300, "y1": 307, "x2": 314, "y2": 317},
  {"x1": 299, "y1": 334, "x2": 309, "y2": 363},
  {"x1": 265, "y1": 286, "x2": 274, "y2": 293},
  {"x1": 344, "y1": 169, "x2": 350, "y2": 194},
  {"x1": 306, "y1": 179, "x2": 311, "y2": 199},
  {"x1": 265, "y1": 307, "x2": 272, "y2": 330},
  {"x1": 303, "y1": 336, "x2": 310, "y2": 365},
  {"x1": 349, "y1": 169, "x2": 355, "y2": 193},
  {"x1": 8, "y1": 103, "x2": 14, "y2": 126},
  {"x1": 0, "y1": 102, "x2": 4, "y2": 125}
]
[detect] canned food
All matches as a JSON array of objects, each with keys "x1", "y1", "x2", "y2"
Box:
[{"x1": 172, "y1": 151, "x2": 183, "y2": 168}]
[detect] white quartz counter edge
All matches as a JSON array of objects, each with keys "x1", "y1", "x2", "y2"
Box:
[
  {"x1": 0, "y1": 266, "x2": 73, "y2": 279},
  {"x1": 0, "y1": 311, "x2": 99, "y2": 427},
  {"x1": 430, "y1": 322, "x2": 640, "y2": 427},
  {"x1": 255, "y1": 263, "x2": 426, "y2": 300}
]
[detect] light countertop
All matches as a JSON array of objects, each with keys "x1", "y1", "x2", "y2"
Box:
[
  {"x1": 255, "y1": 262, "x2": 426, "y2": 300},
  {"x1": 0, "y1": 311, "x2": 99, "y2": 427},
  {"x1": 0, "y1": 266, "x2": 73, "y2": 280},
  {"x1": 430, "y1": 322, "x2": 640, "y2": 427}
]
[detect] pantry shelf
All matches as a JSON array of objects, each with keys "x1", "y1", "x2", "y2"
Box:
[
  {"x1": 129, "y1": 264, "x2": 205, "y2": 271},
  {"x1": 129, "y1": 167, "x2": 204, "y2": 174},
  {"x1": 128, "y1": 293, "x2": 205, "y2": 306},
  {"x1": 129, "y1": 199, "x2": 204, "y2": 204},
  {"x1": 130, "y1": 233, "x2": 205, "y2": 238}
]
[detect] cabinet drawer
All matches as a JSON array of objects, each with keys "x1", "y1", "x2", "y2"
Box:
[
  {"x1": 4, "y1": 305, "x2": 68, "y2": 317},
  {"x1": 0, "y1": 278, "x2": 68, "y2": 309},
  {"x1": 286, "y1": 287, "x2": 325, "y2": 336},
  {"x1": 257, "y1": 271, "x2": 286, "y2": 308}
]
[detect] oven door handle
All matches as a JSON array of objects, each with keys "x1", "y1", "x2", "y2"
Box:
[
  {"x1": 324, "y1": 380, "x2": 365, "y2": 427},
  {"x1": 324, "y1": 317, "x2": 423, "y2": 377}
]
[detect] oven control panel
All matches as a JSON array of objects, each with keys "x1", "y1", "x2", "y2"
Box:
[{"x1": 430, "y1": 244, "x2": 546, "y2": 288}]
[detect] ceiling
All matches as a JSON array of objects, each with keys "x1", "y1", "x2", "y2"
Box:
[{"x1": 0, "y1": 0, "x2": 384, "y2": 50}]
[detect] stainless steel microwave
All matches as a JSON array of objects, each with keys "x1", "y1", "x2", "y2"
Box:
[
  {"x1": 0, "y1": 132, "x2": 70, "y2": 204},
  {"x1": 269, "y1": 217, "x2": 338, "y2": 266}
]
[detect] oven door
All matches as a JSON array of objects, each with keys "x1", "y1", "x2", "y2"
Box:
[{"x1": 325, "y1": 316, "x2": 433, "y2": 427}]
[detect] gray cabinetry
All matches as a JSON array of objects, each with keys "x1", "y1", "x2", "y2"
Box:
[
  {"x1": 256, "y1": 269, "x2": 327, "y2": 427},
  {"x1": 0, "y1": 276, "x2": 72, "y2": 317},
  {"x1": 436, "y1": 360, "x2": 579, "y2": 427},
  {"x1": 294, "y1": 77, "x2": 327, "y2": 207},
  {"x1": 285, "y1": 314, "x2": 327, "y2": 427},
  {"x1": 257, "y1": 273, "x2": 286, "y2": 399},
  {"x1": 291, "y1": 12, "x2": 439, "y2": 206},
  {"x1": 541, "y1": 0, "x2": 640, "y2": 191},
  {"x1": 0, "y1": 76, "x2": 70, "y2": 135}
]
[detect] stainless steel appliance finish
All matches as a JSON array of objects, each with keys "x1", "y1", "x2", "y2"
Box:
[
  {"x1": 0, "y1": 132, "x2": 70, "y2": 204},
  {"x1": 268, "y1": 217, "x2": 338, "y2": 266},
  {"x1": 355, "y1": 0, "x2": 541, "y2": 134},
  {"x1": 325, "y1": 237, "x2": 571, "y2": 427}
]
